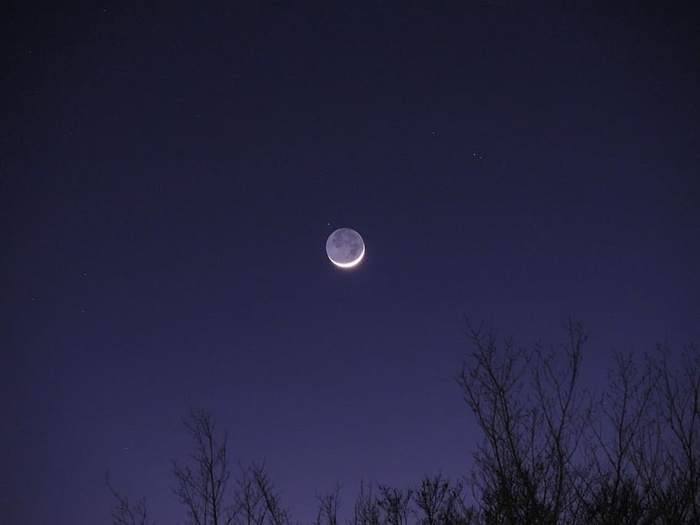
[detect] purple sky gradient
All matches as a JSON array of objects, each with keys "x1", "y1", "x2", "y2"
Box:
[{"x1": 2, "y1": 4, "x2": 698, "y2": 524}]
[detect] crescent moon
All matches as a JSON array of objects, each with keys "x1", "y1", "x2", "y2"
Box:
[
  {"x1": 326, "y1": 228, "x2": 365, "y2": 269},
  {"x1": 333, "y1": 243, "x2": 365, "y2": 268}
]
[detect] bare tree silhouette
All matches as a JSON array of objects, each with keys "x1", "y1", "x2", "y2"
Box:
[
  {"x1": 172, "y1": 409, "x2": 236, "y2": 525},
  {"x1": 314, "y1": 483, "x2": 341, "y2": 525},
  {"x1": 377, "y1": 486, "x2": 412, "y2": 525},
  {"x1": 457, "y1": 319, "x2": 592, "y2": 524},
  {"x1": 237, "y1": 461, "x2": 292, "y2": 525},
  {"x1": 171, "y1": 410, "x2": 292, "y2": 525},
  {"x1": 352, "y1": 481, "x2": 382, "y2": 525},
  {"x1": 109, "y1": 409, "x2": 290, "y2": 525},
  {"x1": 108, "y1": 324, "x2": 698, "y2": 525},
  {"x1": 106, "y1": 472, "x2": 152, "y2": 525},
  {"x1": 457, "y1": 320, "x2": 699, "y2": 524},
  {"x1": 414, "y1": 474, "x2": 474, "y2": 525}
]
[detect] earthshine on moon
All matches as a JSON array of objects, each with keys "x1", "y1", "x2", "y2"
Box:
[{"x1": 326, "y1": 228, "x2": 365, "y2": 268}]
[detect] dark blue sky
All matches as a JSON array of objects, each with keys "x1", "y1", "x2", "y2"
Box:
[{"x1": 2, "y1": 3, "x2": 698, "y2": 524}]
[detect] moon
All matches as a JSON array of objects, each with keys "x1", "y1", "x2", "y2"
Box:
[{"x1": 326, "y1": 228, "x2": 365, "y2": 268}]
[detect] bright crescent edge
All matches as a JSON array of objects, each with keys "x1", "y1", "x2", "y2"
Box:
[{"x1": 329, "y1": 243, "x2": 365, "y2": 268}]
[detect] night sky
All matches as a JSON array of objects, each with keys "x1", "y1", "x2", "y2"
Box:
[{"x1": 2, "y1": 3, "x2": 699, "y2": 524}]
